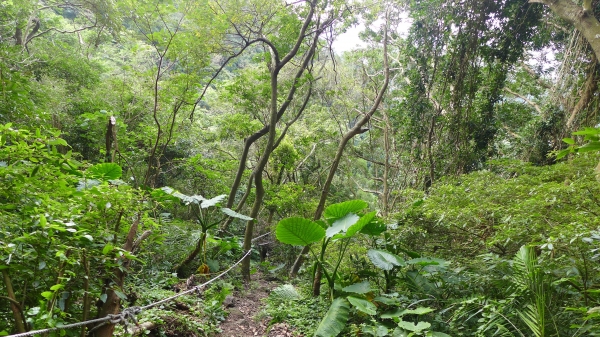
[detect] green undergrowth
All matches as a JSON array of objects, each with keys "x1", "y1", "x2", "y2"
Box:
[
  {"x1": 119, "y1": 280, "x2": 233, "y2": 337},
  {"x1": 264, "y1": 283, "x2": 330, "y2": 336}
]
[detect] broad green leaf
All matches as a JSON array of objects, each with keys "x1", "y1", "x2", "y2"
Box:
[
  {"x1": 315, "y1": 220, "x2": 327, "y2": 229},
  {"x1": 374, "y1": 296, "x2": 400, "y2": 306},
  {"x1": 87, "y1": 163, "x2": 122, "y2": 180},
  {"x1": 335, "y1": 211, "x2": 377, "y2": 239},
  {"x1": 577, "y1": 141, "x2": 600, "y2": 153},
  {"x1": 201, "y1": 195, "x2": 226, "y2": 208},
  {"x1": 77, "y1": 179, "x2": 101, "y2": 191},
  {"x1": 39, "y1": 214, "x2": 47, "y2": 228},
  {"x1": 221, "y1": 207, "x2": 253, "y2": 220},
  {"x1": 406, "y1": 257, "x2": 448, "y2": 267},
  {"x1": 276, "y1": 217, "x2": 325, "y2": 246},
  {"x1": 360, "y1": 220, "x2": 387, "y2": 236},
  {"x1": 41, "y1": 291, "x2": 53, "y2": 299},
  {"x1": 562, "y1": 137, "x2": 575, "y2": 145},
  {"x1": 114, "y1": 290, "x2": 128, "y2": 301},
  {"x1": 392, "y1": 329, "x2": 409, "y2": 337},
  {"x1": 102, "y1": 243, "x2": 114, "y2": 255},
  {"x1": 39, "y1": 261, "x2": 46, "y2": 270},
  {"x1": 362, "y1": 324, "x2": 389, "y2": 337},
  {"x1": 427, "y1": 332, "x2": 452, "y2": 337},
  {"x1": 368, "y1": 249, "x2": 405, "y2": 270},
  {"x1": 100, "y1": 293, "x2": 107, "y2": 303},
  {"x1": 572, "y1": 127, "x2": 600, "y2": 135},
  {"x1": 0, "y1": 330, "x2": 8, "y2": 336},
  {"x1": 49, "y1": 138, "x2": 68, "y2": 146},
  {"x1": 28, "y1": 307, "x2": 40, "y2": 316},
  {"x1": 206, "y1": 259, "x2": 220, "y2": 272},
  {"x1": 314, "y1": 298, "x2": 350, "y2": 337},
  {"x1": 555, "y1": 148, "x2": 571, "y2": 160},
  {"x1": 400, "y1": 307, "x2": 434, "y2": 315},
  {"x1": 50, "y1": 284, "x2": 64, "y2": 291},
  {"x1": 405, "y1": 271, "x2": 439, "y2": 297},
  {"x1": 397, "y1": 320, "x2": 430, "y2": 332},
  {"x1": 271, "y1": 284, "x2": 301, "y2": 301},
  {"x1": 397, "y1": 247, "x2": 421, "y2": 258},
  {"x1": 348, "y1": 296, "x2": 377, "y2": 315},
  {"x1": 326, "y1": 213, "x2": 359, "y2": 238},
  {"x1": 324, "y1": 200, "x2": 368, "y2": 221},
  {"x1": 342, "y1": 281, "x2": 371, "y2": 294},
  {"x1": 381, "y1": 308, "x2": 403, "y2": 318}
]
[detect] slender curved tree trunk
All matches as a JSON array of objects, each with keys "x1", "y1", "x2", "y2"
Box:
[
  {"x1": 290, "y1": 15, "x2": 391, "y2": 284},
  {"x1": 241, "y1": 2, "x2": 322, "y2": 281},
  {"x1": 241, "y1": 65, "x2": 280, "y2": 281}
]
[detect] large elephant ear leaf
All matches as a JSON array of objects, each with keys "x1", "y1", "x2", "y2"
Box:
[
  {"x1": 87, "y1": 163, "x2": 122, "y2": 180},
  {"x1": 367, "y1": 249, "x2": 405, "y2": 270},
  {"x1": 276, "y1": 217, "x2": 325, "y2": 246},
  {"x1": 201, "y1": 195, "x2": 226, "y2": 208},
  {"x1": 347, "y1": 296, "x2": 377, "y2": 315},
  {"x1": 360, "y1": 219, "x2": 387, "y2": 236},
  {"x1": 326, "y1": 213, "x2": 359, "y2": 238},
  {"x1": 324, "y1": 200, "x2": 368, "y2": 221},
  {"x1": 314, "y1": 298, "x2": 350, "y2": 337},
  {"x1": 221, "y1": 208, "x2": 253, "y2": 221},
  {"x1": 334, "y1": 211, "x2": 377, "y2": 239}
]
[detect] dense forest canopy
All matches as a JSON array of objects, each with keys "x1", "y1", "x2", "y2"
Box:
[{"x1": 1, "y1": 0, "x2": 600, "y2": 336}]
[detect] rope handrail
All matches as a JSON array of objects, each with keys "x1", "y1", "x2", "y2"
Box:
[{"x1": 6, "y1": 249, "x2": 252, "y2": 337}]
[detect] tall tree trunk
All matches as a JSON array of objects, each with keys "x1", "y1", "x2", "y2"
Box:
[
  {"x1": 531, "y1": 0, "x2": 600, "y2": 61},
  {"x1": 382, "y1": 107, "x2": 391, "y2": 218},
  {"x1": 566, "y1": 54, "x2": 598, "y2": 129},
  {"x1": 241, "y1": 2, "x2": 319, "y2": 281},
  {"x1": 290, "y1": 15, "x2": 391, "y2": 282}
]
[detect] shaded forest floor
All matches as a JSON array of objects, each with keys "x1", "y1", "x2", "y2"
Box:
[{"x1": 215, "y1": 273, "x2": 299, "y2": 337}]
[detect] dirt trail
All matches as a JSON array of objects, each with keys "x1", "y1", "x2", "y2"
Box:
[{"x1": 215, "y1": 274, "x2": 298, "y2": 337}]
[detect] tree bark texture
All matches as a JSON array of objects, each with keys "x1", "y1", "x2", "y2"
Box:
[
  {"x1": 2, "y1": 270, "x2": 26, "y2": 333},
  {"x1": 240, "y1": 2, "x2": 326, "y2": 281},
  {"x1": 531, "y1": 0, "x2": 600, "y2": 61}
]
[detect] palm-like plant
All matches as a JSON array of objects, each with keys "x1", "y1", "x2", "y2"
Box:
[
  {"x1": 452, "y1": 246, "x2": 558, "y2": 337},
  {"x1": 512, "y1": 246, "x2": 557, "y2": 337}
]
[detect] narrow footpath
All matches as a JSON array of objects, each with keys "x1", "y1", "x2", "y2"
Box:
[{"x1": 215, "y1": 273, "x2": 298, "y2": 337}]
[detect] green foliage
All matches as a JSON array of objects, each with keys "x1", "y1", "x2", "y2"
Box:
[
  {"x1": 0, "y1": 124, "x2": 149, "y2": 331},
  {"x1": 398, "y1": 156, "x2": 600, "y2": 258},
  {"x1": 134, "y1": 282, "x2": 233, "y2": 336},
  {"x1": 367, "y1": 249, "x2": 405, "y2": 271},
  {"x1": 276, "y1": 217, "x2": 325, "y2": 246},
  {"x1": 271, "y1": 284, "x2": 301, "y2": 301},
  {"x1": 324, "y1": 200, "x2": 368, "y2": 220},
  {"x1": 157, "y1": 186, "x2": 252, "y2": 276},
  {"x1": 1, "y1": 1, "x2": 598, "y2": 336},
  {"x1": 266, "y1": 292, "x2": 330, "y2": 336},
  {"x1": 87, "y1": 162, "x2": 122, "y2": 180},
  {"x1": 558, "y1": 127, "x2": 600, "y2": 159},
  {"x1": 314, "y1": 298, "x2": 350, "y2": 337}
]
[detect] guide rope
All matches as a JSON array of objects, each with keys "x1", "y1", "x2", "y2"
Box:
[{"x1": 7, "y1": 249, "x2": 252, "y2": 337}]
